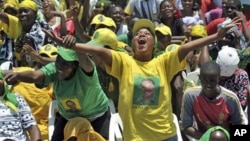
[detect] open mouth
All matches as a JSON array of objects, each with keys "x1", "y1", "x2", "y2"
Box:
[
  {"x1": 19, "y1": 16, "x2": 27, "y2": 21},
  {"x1": 138, "y1": 38, "x2": 147, "y2": 45}
]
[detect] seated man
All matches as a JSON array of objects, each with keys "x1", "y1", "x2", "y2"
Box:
[
  {"x1": 0, "y1": 70, "x2": 41, "y2": 140},
  {"x1": 180, "y1": 61, "x2": 247, "y2": 140}
]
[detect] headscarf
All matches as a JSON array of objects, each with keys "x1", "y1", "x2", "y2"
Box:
[
  {"x1": 199, "y1": 126, "x2": 230, "y2": 141},
  {"x1": 0, "y1": 70, "x2": 18, "y2": 112},
  {"x1": 19, "y1": 0, "x2": 38, "y2": 12},
  {"x1": 2, "y1": 0, "x2": 19, "y2": 11}
]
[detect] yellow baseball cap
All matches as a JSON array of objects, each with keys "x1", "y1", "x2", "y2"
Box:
[
  {"x1": 86, "y1": 28, "x2": 118, "y2": 50},
  {"x1": 90, "y1": 14, "x2": 104, "y2": 25},
  {"x1": 190, "y1": 24, "x2": 207, "y2": 38},
  {"x1": 155, "y1": 23, "x2": 172, "y2": 36},
  {"x1": 132, "y1": 19, "x2": 155, "y2": 37},
  {"x1": 39, "y1": 44, "x2": 58, "y2": 58},
  {"x1": 95, "y1": 16, "x2": 116, "y2": 30}
]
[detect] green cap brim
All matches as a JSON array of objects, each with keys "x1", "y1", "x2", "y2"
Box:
[
  {"x1": 132, "y1": 19, "x2": 155, "y2": 37},
  {"x1": 86, "y1": 40, "x2": 105, "y2": 47}
]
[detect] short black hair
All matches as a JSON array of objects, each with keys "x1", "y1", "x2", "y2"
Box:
[{"x1": 200, "y1": 61, "x2": 220, "y2": 76}]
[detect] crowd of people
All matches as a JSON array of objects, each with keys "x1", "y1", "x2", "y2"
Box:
[{"x1": 0, "y1": 0, "x2": 249, "y2": 141}]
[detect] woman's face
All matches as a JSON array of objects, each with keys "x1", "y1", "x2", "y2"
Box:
[
  {"x1": 181, "y1": 0, "x2": 193, "y2": 9},
  {"x1": 43, "y1": 0, "x2": 55, "y2": 15},
  {"x1": 110, "y1": 6, "x2": 124, "y2": 27},
  {"x1": 133, "y1": 28, "x2": 154, "y2": 58},
  {"x1": 160, "y1": 1, "x2": 175, "y2": 18},
  {"x1": 155, "y1": 32, "x2": 171, "y2": 50},
  {"x1": 55, "y1": 55, "x2": 77, "y2": 80},
  {"x1": 18, "y1": 8, "x2": 36, "y2": 27}
]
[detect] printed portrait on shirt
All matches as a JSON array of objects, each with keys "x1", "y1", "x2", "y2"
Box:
[
  {"x1": 133, "y1": 76, "x2": 160, "y2": 106},
  {"x1": 60, "y1": 98, "x2": 81, "y2": 112}
]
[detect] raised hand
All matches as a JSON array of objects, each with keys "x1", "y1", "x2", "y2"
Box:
[
  {"x1": 234, "y1": 11, "x2": 247, "y2": 23},
  {"x1": 70, "y1": 5, "x2": 81, "y2": 19},
  {"x1": 22, "y1": 44, "x2": 41, "y2": 63},
  {"x1": 42, "y1": 28, "x2": 64, "y2": 46},
  {"x1": 217, "y1": 17, "x2": 241, "y2": 39},
  {"x1": 62, "y1": 35, "x2": 76, "y2": 48},
  {"x1": 4, "y1": 71, "x2": 18, "y2": 85}
]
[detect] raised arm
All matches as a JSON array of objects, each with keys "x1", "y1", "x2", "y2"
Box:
[
  {"x1": 178, "y1": 18, "x2": 240, "y2": 61},
  {"x1": 73, "y1": 43, "x2": 112, "y2": 67},
  {"x1": 42, "y1": 30, "x2": 113, "y2": 67},
  {"x1": 4, "y1": 70, "x2": 45, "y2": 85},
  {"x1": 235, "y1": 11, "x2": 250, "y2": 46}
]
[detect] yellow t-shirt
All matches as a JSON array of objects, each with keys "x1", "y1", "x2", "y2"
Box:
[{"x1": 105, "y1": 49, "x2": 182, "y2": 141}]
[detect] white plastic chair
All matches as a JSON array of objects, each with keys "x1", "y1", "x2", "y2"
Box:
[
  {"x1": 244, "y1": 106, "x2": 248, "y2": 119},
  {"x1": 48, "y1": 100, "x2": 58, "y2": 141},
  {"x1": 173, "y1": 113, "x2": 183, "y2": 141},
  {"x1": 0, "y1": 61, "x2": 13, "y2": 70},
  {"x1": 109, "y1": 113, "x2": 182, "y2": 141},
  {"x1": 109, "y1": 113, "x2": 123, "y2": 141}
]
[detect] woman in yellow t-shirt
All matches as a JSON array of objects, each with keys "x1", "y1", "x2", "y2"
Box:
[{"x1": 29, "y1": 18, "x2": 236, "y2": 141}]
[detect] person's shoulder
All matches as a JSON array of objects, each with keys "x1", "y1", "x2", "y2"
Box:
[
  {"x1": 183, "y1": 86, "x2": 202, "y2": 98},
  {"x1": 220, "y1": 86, "x2": 240, "y2": 100},
  {"x1": 184, "y1": 86, "x2": 202, "y2": 93}
]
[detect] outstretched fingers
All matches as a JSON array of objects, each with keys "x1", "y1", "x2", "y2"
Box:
[
  {"x1": 42, "y1": 29, "x2": 64, "y2": 45},
  {"x1": 62, "y1": 35, "x2": 76, "y2": 48}
]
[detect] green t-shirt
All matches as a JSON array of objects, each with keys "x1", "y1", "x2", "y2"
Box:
[{"x1": 40, "y1": 63, "x2": 108, "y2": 119}]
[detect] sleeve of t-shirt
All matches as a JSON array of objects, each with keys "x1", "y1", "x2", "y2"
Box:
[
  {"x1": 16, "y1": 94, "x2": 37, "y2": 129},
  {"x1": 40, "y1": 62, "x2": 57, "y2": 86},
  {"x1": 158, "y1": 48, "x2": 182, "y2": 81},
  {"x1": 124, "y1": 0, "x2": 134, "y2": 15},
  {"x1": 226, "y1": 92, "x2": 248, "y2": 125},
  {"x1": 105, "y1": 50, "x2": 130, "y2": 81},
  {"x1": 181, "y1": 91, "x2": 196, "y2": 130}
]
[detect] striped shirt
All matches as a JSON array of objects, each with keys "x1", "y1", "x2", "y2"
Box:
[
  {"x1": 124, "y1": 0, "x2": 163, "y2": 21},
  {"x1": 181, "y1": 86, "x2": 247, "y2": 132}
]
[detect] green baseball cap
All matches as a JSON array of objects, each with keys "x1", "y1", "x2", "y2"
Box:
[
  {"x1": 57, "y1": 48, "x2": 78, "y2": 61},
  {"x1": 132, "y1": 19, "x2": 155, "y2": 37}
]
